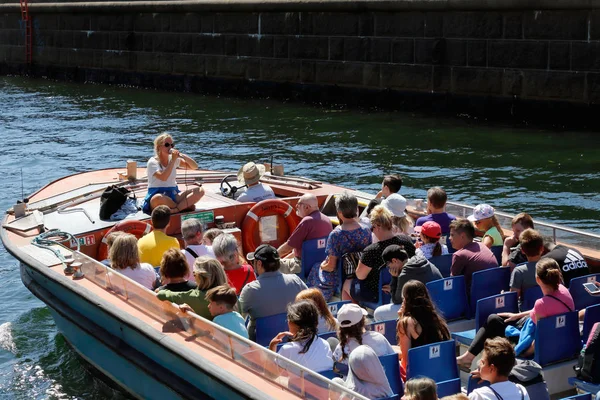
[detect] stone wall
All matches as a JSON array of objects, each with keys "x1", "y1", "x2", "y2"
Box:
[{"x1": 2, "y1": 1, "x2": 600, "y2": 121}]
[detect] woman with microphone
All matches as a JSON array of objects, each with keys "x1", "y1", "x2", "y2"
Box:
[{"x1": 141, "y1": 133, "x2": 204, "y2": 214}]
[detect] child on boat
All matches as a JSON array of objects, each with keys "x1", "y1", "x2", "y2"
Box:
[
  {"x1": 414, "y1": 221, "x2": 449, "y2": 259},
  {"x1": 156, "y1": 248, "x2": 197, "y2": 292},
  {"x1": 468, "y1": 204, "x2": 504, "y2": 248},
  {"x1": 202, "y1": 228, "x2": 223, "y2": 246},
  {"x1": 205, "y1": 284, "x2": 248, "y2": 339},
  {"x1": 415, "y1": 186, "x2": 457, "y2": 236},
  {"x1": 403, "y1": 377, "x2": 438, "y2": 400}
]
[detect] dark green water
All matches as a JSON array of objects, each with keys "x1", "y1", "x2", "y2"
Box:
[{"x1": 0, "y1": 76, "x2": 599, "y2": 398}]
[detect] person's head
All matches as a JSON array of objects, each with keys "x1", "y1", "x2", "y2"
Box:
[
  {"x1": 419, "y1": 221, "x2": 442, "y2": 244},
  {"x1": 205, "y1": 284, "x2": 237, "y2": 317},
  {"x1": 381, "y1": 174, "x2": 403, "y2": 197},
  {"x1": 153, "y1": 133, "x2": 174, "y2": 157},
  {"x1": 335, "y1": 192, "x2": 359, "y2": 220},
  {"x1": 426, "y1": 187, "x2": 448, "y2": 212},
  {"x1": 286, "y1": 300, "x2": 319, "y2": 354},
  {"x1": 212, "y1": 233, "x2": 241, "y2": 268},
  {"x1": 295, "y1": 288, "x2": 336, "y2": 331},
  {"x1": 382, "y1": 245, "x2": 409, "y2": 270},
  {"x1": 337, "y1": 303, "x2": 368, "y2": 360},
  {"x1": 519, "y1": 228, "x2": 544, "y2": 260},
  {"x1": 109, "y1": 233, "x2": 140, "y2": 270},
  {"x1": 468, "y1": 203, "x2": 496, "y2": 231},
  {"x1": 181, "y1": 218, "x2": 204, "y2": 245},
  {"x1": 536, "y1": 258, "x2": 563, "y2": 291},
  {"x1": 402, "y1": 377, "x2": 437, "y2": 400},
  {"x1": 399, "y1": 280, "x2": 450, "y2": 344},
  {"x1": 246, "y1": 244, "x2": 280, "y2": 275},
  {"x1": 511, "y1": 213, "x2": 534, "y2": 239},
  {"x1": 370, "y1": 205, "x2": 394, "y2": 238},
  {"x1": 237, "y1": 161, "x2": 265, "y2": 187},
  {"x1": 478, "y1": 337, "x2": 515, "y2": 382},
  {"x1": 104, "y1": 231, "x2": 125, "y2": 256},
  {"x1": 202, "y1": 228, "x2": 223, "y2": 246},
  {"x1": 449, "y1": 218, "x2": 475, "y2": 250},
  {"x1": 151, "y1": 205, "x2": 171, "y2": 230},
  {"x1": 193, "y1": 256, "x2": 227, "y2": 291},
  {"x1": 542, "y1": 235, "x2": 556, "y2": 254},
  {"x1": 365, "y1": 198, "x2": 382, "y2": 217},
  {"x1": 159, "y1": 248, "x2": 189, "y2": 281},
  {"x1": 382, "y1": 193, "x2": 407, "y2": 218},
  {"x1": 346, "y1": 345, "x2": 393, "y2": 399},
  {"x1": 295, "y1": 194, "x2": 318, "y2": 218}
]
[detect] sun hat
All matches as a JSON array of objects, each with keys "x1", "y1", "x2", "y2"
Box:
[
  {"x1": 381, "y1": 193, "x2": 407, "y2": 218},
  {"x1": 337, "y1": 303, "x2": 368, "y2": 328},
  {"x1": 237, "y1": 162, "x2": 266, "y2": 186},
  {"x1": 468, "y1": 204, "x2": 495, "y2": 222},
  {"x1": 420, "y1": 221, "x2": 442, "y2": 239},
  {"x1": 246, "y1": 244, "x2": 280, "y2": 262}
]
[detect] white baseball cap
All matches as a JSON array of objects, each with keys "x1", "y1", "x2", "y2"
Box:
[{"x1": 337, "y1": 304, "x2": 368, "y2": 328}]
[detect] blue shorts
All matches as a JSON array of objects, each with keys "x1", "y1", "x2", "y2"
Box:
[{"x1": 142, "y1": 187, "x2": 179, "y2": 214}]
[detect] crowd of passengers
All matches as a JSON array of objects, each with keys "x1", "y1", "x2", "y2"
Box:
[{"x1": 101, "y1": 133, "x2": 593, "y2": 399}]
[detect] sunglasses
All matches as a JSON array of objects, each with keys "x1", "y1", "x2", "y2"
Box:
[{"x1": 164, "y1": 142, "x2": 175, "y2": 148}]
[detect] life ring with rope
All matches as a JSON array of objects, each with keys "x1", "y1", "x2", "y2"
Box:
[
  {"x1": 97, "y1": 220, "x2": 153, "y2": 261},
  {"x1": 241, "y1": 199, "x2": 300, "y2": 254}
]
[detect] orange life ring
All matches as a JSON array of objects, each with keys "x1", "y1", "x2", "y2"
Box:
[
  {"x1": 97, "y1": 220, "x2": 153, "y2": 261},
  {"x1": 242, "y1": 199, "x2": 300, "y2": 254}
]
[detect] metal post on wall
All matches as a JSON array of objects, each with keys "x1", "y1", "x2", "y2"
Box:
[{"x1": 19, "y1": 0, "x2": 32, "y2": 64}]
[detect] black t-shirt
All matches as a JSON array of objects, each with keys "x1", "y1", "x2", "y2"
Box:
[
  {"x1": 542, "y1": 245, "x2": 589, "y2": 287},
  {"x1": 508, "y1": 244, "x2": 528, "y2": 266},
  {"x1": 157, "y1": 280, "x2": 197, "y2": 292}
]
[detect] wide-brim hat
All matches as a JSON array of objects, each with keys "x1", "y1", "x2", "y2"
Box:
[
  {"x1": 468, "y1": 204, "x2": 495, "y2": 222},
  {"x1": 382, "y1": 193, "x2": 407, "y2": 218},
  {"x1": 237, "y1": 162, "x2": 266, "y2": 186}
]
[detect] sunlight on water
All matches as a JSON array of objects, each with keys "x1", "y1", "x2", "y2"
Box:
[{"x1": 0, "y1": 322, "x2": 16, "y2": 354}]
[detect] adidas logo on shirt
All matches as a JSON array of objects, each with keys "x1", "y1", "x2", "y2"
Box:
[{"x1": 562, "y1": 249, "x2": 588, "y2": 271}]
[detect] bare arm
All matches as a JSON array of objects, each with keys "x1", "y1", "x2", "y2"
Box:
[
  {"x1": 502, "y1": 236, "x2": 519, "y2": 266},
  {"x1": 178, "y1": 153, "x2": 198, "y2": 170},
  {"x1": 482, "y1": 235, "x2": 494, "y2": 249},
  {"x1": 277, "y1": 242, "x2": 293, "y2": 258},
  {"x1": 320, "y1": 255, "x2": 339, "y2": 272},
  {"x1": 355, "y1": 261, "x2": 372, "y2": 280}
]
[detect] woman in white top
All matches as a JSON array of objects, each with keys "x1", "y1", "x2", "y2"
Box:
[
  {"x1": 141, "y1": 133, "x2": 204, "y2": 214},
  {"x1": 109, "y1": 233, "x2": 157, "y2": 290},
  {"x1": 295, "y1": 288, "x2": 338, "y2": 333}
]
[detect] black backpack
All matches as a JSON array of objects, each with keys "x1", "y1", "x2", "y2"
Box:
[
  {"x1": 575, "y1": 322, "x2": 600, "y2": 382},
  {"x1": 99, "y1": 186, "x2": 136, "y2": 220}
]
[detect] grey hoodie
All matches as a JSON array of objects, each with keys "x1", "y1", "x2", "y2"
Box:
[{"x1": 390, "y1": 254, "x2": 443, "y2": 304}]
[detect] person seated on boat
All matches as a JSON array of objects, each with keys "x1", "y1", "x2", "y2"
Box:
[
  {"x1": 137, "y1": 205, "x2": 181, "y2": 267},
  {"x1": 268, "y1": 300, "x2": 333, "y2": 373},
  {"x1": 341, "y1": 205, "x2": 415, "y2": 303},
  {"x1": 142, "y1": 133, "x2": 204, "y2": 215},
  {"x1": 375, "y1": 174, "x2": 403, "y2": 200},
  {"x1": 277, "y1": 194, "x2": 333, "y2": 275},
  {"x1": 414, "y1": 221, "x2": 449, "y2": 259},
  {"x1": 395, "y1": 280, "x2": 451, "y2": 377},
  {"x1": 468, "y1": 338, "x2": 530, "y2": 400},
  {"x1": 205, "y1": 284, "x2": 248, "y2": 339},
  {"x1": 502, "y1": 212, "x2": 534, "y2": 268},
  {"x1": 212, "y1": 233, "x2": 256, "y2": 295},
  {"x1": 541, "y1": 235, "x2": 589, "y2": 287},
  {"x1": 381, "y1": 193, "x2": 414, "y2": 236},
  {"x1": 234, "y1": 162, "x2": 275, "y2": 203},
  {"x1": 456, "y1": 259, "x2": 574, "y2": 369},
  {"x1": 373, "y1": 246, "x2": 442, "y2": 322},
  {"x1": 295, "y1": 288, "x2": 338, "y2": 333},
  {"x1": 156, "y1": 248, "x2": 197, "y2": 292},
  {"x1": 331, "y1": 345, "x2": 394, "y2": 400},
  {"x1": 239, "y1": 244, "x2": 308, "y2": 341},
  {"x1": 403, "y1": 377, "x2": 438, "y2": 400},
  {"x1": 109, "y1": 233, "x2": 158, "y2": 290},
  {"x1": 181, "y1": 218, "x2": 215, "y2": 280},
  {"x1": 307, "y1": 192, "x2": 371, "y2": 301},
  {"x1": 510, "y1": 229, "x2": 544, "y2": 308},
  {"x1": 359, "y1": 197, "x2": 382, "y2": 229},
  {"x1": 158, "y1": 256, "x2": 228, "y2": 321},
  {"x1": 101, "y1": 231, "x2": 125, "y2": 266},
  {"x1": 415, "y1": 186, "x2": 457, "y2": 236},
  {"x1": 449, "y1": 218, "x2": 498, "y2": 294},
  {"x1": 202, "y1": 228, "x2": 223, "y2": 246},
  {"x1": 468, "y1": 204, "x2": 504, "y2": 248}
]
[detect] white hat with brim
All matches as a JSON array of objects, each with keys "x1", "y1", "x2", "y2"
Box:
[
  {"x1": 337, "y1": 304, "x2": 368, "y2": 328},
  {"x1": 382, "y1": 193, "x2": 407, "y2": 218},
  {"x1": 468, "y1": 204, "x2": 495, "y2": 222},
  {"x1": 237, "y1": 162, "x2": 266, "y2": 186}
]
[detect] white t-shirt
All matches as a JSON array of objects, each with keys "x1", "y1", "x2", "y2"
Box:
[
  {"x1": 118, "y1": 262, "x2": 157, "y2": 290},
  {"x1": 469, "y1": 381, "x2": 530, "y2": 400},
  {"x1": 317, "y1": 315, "x2": 339, "y2": 334},
  {"x1": 416, "y1": 243, "x2": 449, "y2": 259},
  {"x1": 278, "y1": 337, "x2": 333, "y2": 373},
  {"x1": 147, "y1": 157, "x2": 182, "y2": 188},
  {"x1": 236, "y1": 183, "x2": 276, "y2": 203},
  {"x1": 333, "y1": 331, "x2": 394, "y2": 364},
  {"x1": 182, "y1": 245, "x2": 216, "y2": 281}
]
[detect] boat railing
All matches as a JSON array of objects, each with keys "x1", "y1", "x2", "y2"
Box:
[{"x1": 73, "y1": 251, "x2": 367, "y2": 400}]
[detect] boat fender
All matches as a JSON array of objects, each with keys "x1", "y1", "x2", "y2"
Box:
[
  {"x1": 241, "y1": 199, "x2": 300, "y2": 254},
  {"x1": 97, "y1": 220, "x2": 153, "y2": 261}
]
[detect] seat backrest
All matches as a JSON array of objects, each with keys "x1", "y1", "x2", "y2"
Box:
[
  {"x1": 255, "y1": 312, "x2": 288, "y2": 346},
  {"x1": 426, "y1": 276, "x2": 468, "y2": 321},
  {"x1": 534, "y1": 311, "x2": 582, "y2": 367},
  {"x1": 466, "y1": 375, "x2": 490, "y2": 394},
  {"x1": 475, "y1": 292, "x2": 519, "y2": 331},
  {"x1": 522, "y1": 285, "x2": 543, "y2": 311},
  {"x1": 429, "y1": 254, "x2": 453, "y2": 278},
  {"x1": 300, "y1": 236, "x2": 329, "y2": 279},
  {"x1": 377, "y1": 395, "x2": 399, "y2": 400},
  {"x1": 366, "y1": 319, "x2": 398, "y2": 345},
  {"x1": 360, "y1": 266, "x2": 393, "y2": 309},
  {"x1": 327, "y1": 300, "x2": 351, "y2": 317},
  {"x1": 582, "y1": 304, "x2": 600, "y2": 343},
  {"x1": 379, "y1": 353, "x2": 404, "y2": 397},
  {"x1": 470, "y1": 267, "x2": 511, "y2": 316},
  {"x1": 406, "y1": 340, "x2": 459, "y2": 382},
  {"x1": 569, "y1": 273, "x2": 600, "y2": 311},
  {"x1": 490, "y1": 245, "x2": 503, "y2": 265},
  {"x1": 561, "y1": 395, "x2": 592, "y2": 400}
]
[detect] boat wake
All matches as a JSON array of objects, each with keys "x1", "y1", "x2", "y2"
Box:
[{"x1": 0, "y1": 322, "x2": 16, "y2": 354}]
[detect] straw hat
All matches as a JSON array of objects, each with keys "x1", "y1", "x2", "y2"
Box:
[{"x1": 237, "y1": 162, "x2": 266, "y2": 186}]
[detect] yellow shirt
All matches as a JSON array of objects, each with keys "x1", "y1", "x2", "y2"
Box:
[{"x1": 137, "y1": 231, "x2": 180, "y2": 267}]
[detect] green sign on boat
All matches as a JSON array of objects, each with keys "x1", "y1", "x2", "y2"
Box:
[{"x1": 181, "y1": 210, "x2": 214, "y2": 224}]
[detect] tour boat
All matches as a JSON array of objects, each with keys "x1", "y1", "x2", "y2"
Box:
[{"x1": 1, "y1": 166, "x2": 599, "y2": 399}]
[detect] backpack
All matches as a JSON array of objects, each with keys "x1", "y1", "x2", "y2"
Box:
[
  {"x1": 575, "y1": 322, "x2": 600, "y2": 382},
  {"x1": 99, "y1": 185, "x2": 135, "y2": 220}
]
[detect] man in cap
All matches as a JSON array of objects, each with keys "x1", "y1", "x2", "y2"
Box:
[
  {"x1": 235, "y1": 161, "x2": 275, "y2": 203},
  {"x1": 239, "y1": 244, "x2": 307, "y2": 341}
]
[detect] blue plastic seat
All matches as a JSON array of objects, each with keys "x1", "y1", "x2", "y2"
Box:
[
  {"x1": 429, "y1": 254, "x2": 453, "y2": 278},
  {"x1": 379, "y1": 353, "x2": 404, "y2": 397},
  {"x1": 366, "y1": 319, "x2": 398, "y2": 345},
  {"x1": 427, "y1": 276, "x2": 468, "y2": 321},
  {"x1": 522, "y1": 285, "x2": 543, "y2": 311},
  {"x1": 566, "y1": 377, "x2": 596, "y2": 398},
  {"x1": 360, "y1": 267, "x2": 392, "y2": 310},
  {"x1": 300, "y1": 236, "x2": 329, "y2": 280},
  {"x1": 255, "y1": 312, "x2": 288, "y2": 347},
  {"x1": 582, "y1": 304, "x2": 600, "y2": 343},
  {"x1": 569, "y1": 274, "x2": 600, "y2": 311},
  {"x1": 318, "y1": 369, "x2": 338, "y2": 379},
  {"x1": 407, "y1": 340, "x2": 461, "y2": 397},
  {"x1": 466, "y1": 375, "x2": 489, "y2": 394},
  {"x1": 490, "y1": 245, "x2": 503, "y2": 265},
  {"x1": 525, "y1": 381, "x2": 550, "y2": 400},
  {"x1": 560, "y1": 394, "x2": 592, "y2": 400},
  {"x1": 470, "y1": 267, "x2": 511, "y2": 317},
  {"x1": 327, "y1": 300, "x2": 351, "y2": 317},
  {"x1": 377, "y1": 395, "x2": 399, "y2": 400},
  {"x1": 534, "y1": 311, "x2": 582, "y2": 367}
]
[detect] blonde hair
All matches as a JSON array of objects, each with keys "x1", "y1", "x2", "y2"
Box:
[
  {"x1": 392, "y1": 215, "x2": 414, "y2": 235},
  {"x1": 194, "y1": 256, "x2": 228, "y2": 290},
  {"x1": 295, "y1": 288, "x2": 337, "y2": 331},
  {"x1": 153, "y1": 133, "x2": 172, "y2": 157},
  {"x1": 109, "y1": 233, "x2": 140, "y2": 270},
  {"x1": 369, "y1": 205, "x2": 393, "y2": 231}
]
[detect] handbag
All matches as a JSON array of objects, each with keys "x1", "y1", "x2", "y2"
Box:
[
  {"x1": 99, "y1": 185, "x2": 135, "y2": 220},
  {"x1": 342, "y1": 251, "x2": 362, "y2": 280}
]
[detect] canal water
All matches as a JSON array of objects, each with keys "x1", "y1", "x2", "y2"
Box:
[{"x1": 0, "y1": 76, "x2": 599, "y2": 398}]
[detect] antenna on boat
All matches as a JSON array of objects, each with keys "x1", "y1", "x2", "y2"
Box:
[
  {"x1": 20, "y1": 168, "x2": 28, "y2": 204},
  {"x1": 270, "y1": 156, "x2": 273, "y2": 175}
]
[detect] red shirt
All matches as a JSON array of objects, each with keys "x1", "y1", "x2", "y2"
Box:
[
  {"x1": 226, "y1": 264, "x2": 257, "y2": 295},
  {"x1": 287, "y1": 210, "x2": 333, "y2": 257}
]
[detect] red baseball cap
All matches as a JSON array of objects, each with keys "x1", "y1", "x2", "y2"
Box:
[{"x1": 421, "y1": 221, "x2": 442, "y2": 239}]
